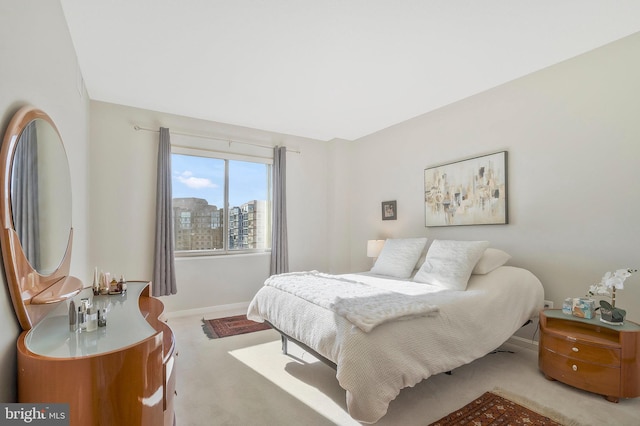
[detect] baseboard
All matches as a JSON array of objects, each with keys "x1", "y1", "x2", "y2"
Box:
[
  {"x1": 507, "y1": 335, "x2": 539, "y2": 351},
  {"x1": 163, "y1": 301, "x2": 250, "y2": 319}
]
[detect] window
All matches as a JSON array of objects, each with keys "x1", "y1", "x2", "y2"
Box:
[{"x1": 171, "y1": 148, "x2": 271, "y2": 255}]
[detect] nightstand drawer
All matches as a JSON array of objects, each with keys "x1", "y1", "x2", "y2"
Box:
[
  {"x1": 542, "y1": 333, "x2": 620, "y2": 367},
  {"x1": 541, "y1": 348, "x2": 621, "y2": 397}
]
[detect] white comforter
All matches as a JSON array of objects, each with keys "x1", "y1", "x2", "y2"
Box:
[
  {"x1": 247, "y1": 266, "x2": 544, "y2": 423},
  {"x1": 263, "y1": 271, "x2": 439, "y2": 332}
]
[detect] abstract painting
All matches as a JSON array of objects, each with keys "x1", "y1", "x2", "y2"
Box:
[{"x1": 424, "y1": 151, "x2": 508, "y2": 227}]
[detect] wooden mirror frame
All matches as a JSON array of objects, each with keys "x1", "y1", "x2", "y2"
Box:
[{"x1": 0, "y1": 106, "x2": 81, "y2": 330}]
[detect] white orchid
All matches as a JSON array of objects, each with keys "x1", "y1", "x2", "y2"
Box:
[
  {"x1": 588, "y1": 282, "x2": 611, "y2": 297},
  {"x1": 587, "y1": 268, "x2": 636, "y2": 308},
  {"x1": 604, "y1": 269, "x2": 633, "y2": 289}
]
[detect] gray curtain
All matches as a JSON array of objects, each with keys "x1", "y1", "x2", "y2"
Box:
[
  {"x1": 270, "y1": 146, "x2": 289, "y2": 275},
  {"x1": 12, "y1": 121, "x2": 40, "y2": 270},
  {"x1": 153, "y1": 127, "x2": 177, "y2": 296}
]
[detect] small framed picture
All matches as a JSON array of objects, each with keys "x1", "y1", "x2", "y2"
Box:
[{"x1": 382, "y1": 200, "x2": 397, "y2": 220}]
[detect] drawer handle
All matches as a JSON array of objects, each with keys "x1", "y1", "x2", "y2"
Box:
[
  {"x1": 572, "y1": 347, "x2": 579, "y2": 352},
  {"x1": 572, "y1": 364, "x2": 578, "y2": 371}
]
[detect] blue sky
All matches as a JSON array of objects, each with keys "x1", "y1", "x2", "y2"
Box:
[{"x1": 171, "y1": 154, "x2": 268, "y2": 208}]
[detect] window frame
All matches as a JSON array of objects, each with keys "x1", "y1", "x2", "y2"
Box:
[{"x1": 171, "y1": 145, "x2": 273, "y2": 257}]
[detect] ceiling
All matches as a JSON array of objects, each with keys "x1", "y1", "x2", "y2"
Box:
[{"x1": 60, "y1": 1, "x2": 640, "y2": 141}]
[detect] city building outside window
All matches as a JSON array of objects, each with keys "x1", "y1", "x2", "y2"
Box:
[{"x1": 171, "y1": 148, "x2": 272, "y2": 255}]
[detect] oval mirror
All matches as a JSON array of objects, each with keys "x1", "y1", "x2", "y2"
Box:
[
  {"x1": 1, "y1": 106, "x2": 80, "y2": 330},
  {"x1": 11, "y1": 117, "x2": 72, "y2": 274}
]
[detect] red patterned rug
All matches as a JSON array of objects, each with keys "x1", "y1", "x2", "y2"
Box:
[
  {"x1": 202, "y1": 315, "x2": 271, "y2": 339},
  {"x1": 429, "y1": 391, "x2": 569, "y2": 425}
]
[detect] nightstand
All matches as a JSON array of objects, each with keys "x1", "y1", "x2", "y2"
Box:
[{"x1": 539, "y1": 309, "x2": 640, "y2": 402}]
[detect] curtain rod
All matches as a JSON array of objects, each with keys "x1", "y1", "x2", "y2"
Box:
[{"x1": 133, "y1": 125, "x2": 300, "y2": 154}]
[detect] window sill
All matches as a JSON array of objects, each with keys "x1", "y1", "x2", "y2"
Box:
[{"x1": 174, "y1": 250, "x2": 271, "y2": 260}]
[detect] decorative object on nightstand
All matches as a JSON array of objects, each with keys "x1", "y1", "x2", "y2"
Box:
[
  {"x1": 571, "y1": 298, "x2": 596, "y2": 319},
  {"x1": 587, "y1": 268, "x2": 636, "y2": 325}
]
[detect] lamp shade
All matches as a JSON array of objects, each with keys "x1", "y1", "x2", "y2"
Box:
[{"x1": 367, "y1": 240, "x2": 385, "y2": 258}]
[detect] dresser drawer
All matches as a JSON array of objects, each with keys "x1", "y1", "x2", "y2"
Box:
[
  {"x1": 542, "y1": 333, "x2": 620, "y2": 367},
  {"x1": 540, "y1": 348, "x2": 621, "y2": 397}
]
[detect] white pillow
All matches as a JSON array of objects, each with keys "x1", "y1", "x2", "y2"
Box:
[
  {"x1": 472, "y1": 248, "x2": 511, "y2": 275},
  {"x1": 370, "y1": 238, "x2": 428, "y2": 279},
  {"x1": 413, "y1": 240, "x2": 489, "y2": 290}
]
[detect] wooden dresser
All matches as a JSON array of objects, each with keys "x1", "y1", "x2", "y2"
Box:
[
  {"x1": 539, "y1": 309, "x2": 640, "y2": 402},
  {"x1": 17, "y1": 282, "x2": 176, "y2": 426}
]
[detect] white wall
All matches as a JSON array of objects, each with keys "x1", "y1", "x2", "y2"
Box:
[
  {"x1": 343, "y1": 32, "x2": 640, "y2": 325},
  {"x1": 326, "y1": 138, "x2": 354, "y2": 274},
  {"x1": 89, "y1": 101, "x2": 331, "y2": 314},
  {"x1": 0, "y1": 1, "x2": 90, "y2": 401}
]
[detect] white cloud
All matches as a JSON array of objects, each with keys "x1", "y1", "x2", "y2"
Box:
[{"x1": 176, "y1": 171, "x2": 217, "y2": 189}]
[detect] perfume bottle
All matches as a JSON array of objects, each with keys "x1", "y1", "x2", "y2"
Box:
[
  {"x1": 98, "y1": 308, "x2": 107, "y2": 327},
  {"x1": 99, "y1": 272, "x2": 111, "y2": 295},
  {"x1": 79, "y1": 298, "x2": 90, "y2": 332},
  {"x1": 69, "y1": 300, "x2": 77, "y2": 332},
  {"x1": 86, "y1": 306, "x2": 98, "y2": 332},
  {"x1": 92, "y1": 267, "x2": 100, "y2": 296},
  {"x1": 77, "y1": 306, "x2": 86, "y2": 332}
]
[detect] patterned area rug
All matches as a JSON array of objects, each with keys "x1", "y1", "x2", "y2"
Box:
[
  {"x1": 429, "y1": 391, "x2": 570, "y2": 425},
  {"x1": 202, "y1": 315, "x2": 271, "y2": 339}
]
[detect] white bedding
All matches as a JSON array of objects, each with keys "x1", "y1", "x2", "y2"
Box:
[
  {"x1": 247, "y1": 266, "x2": 544, "y2": 423},
  {"x1": 263, "y1": 271, "x2": 439, "y2": 332}
]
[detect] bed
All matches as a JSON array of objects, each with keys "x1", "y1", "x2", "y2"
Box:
[{"x1": 247, "y1": 239, "x2": 544, "y2": 423}]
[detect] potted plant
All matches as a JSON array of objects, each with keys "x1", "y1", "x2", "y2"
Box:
[{"x1": 587, "y1": 268, "x2": 637, "y2": 325}]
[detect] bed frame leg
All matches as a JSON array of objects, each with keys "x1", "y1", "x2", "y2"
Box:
[{"x1": 280, "y1": 334, "x2": 288, "y2": 355}]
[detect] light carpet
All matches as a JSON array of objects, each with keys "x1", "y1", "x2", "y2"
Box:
[{"x1": 167, "y1": 313, "x2": 640, "y2": 425}]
